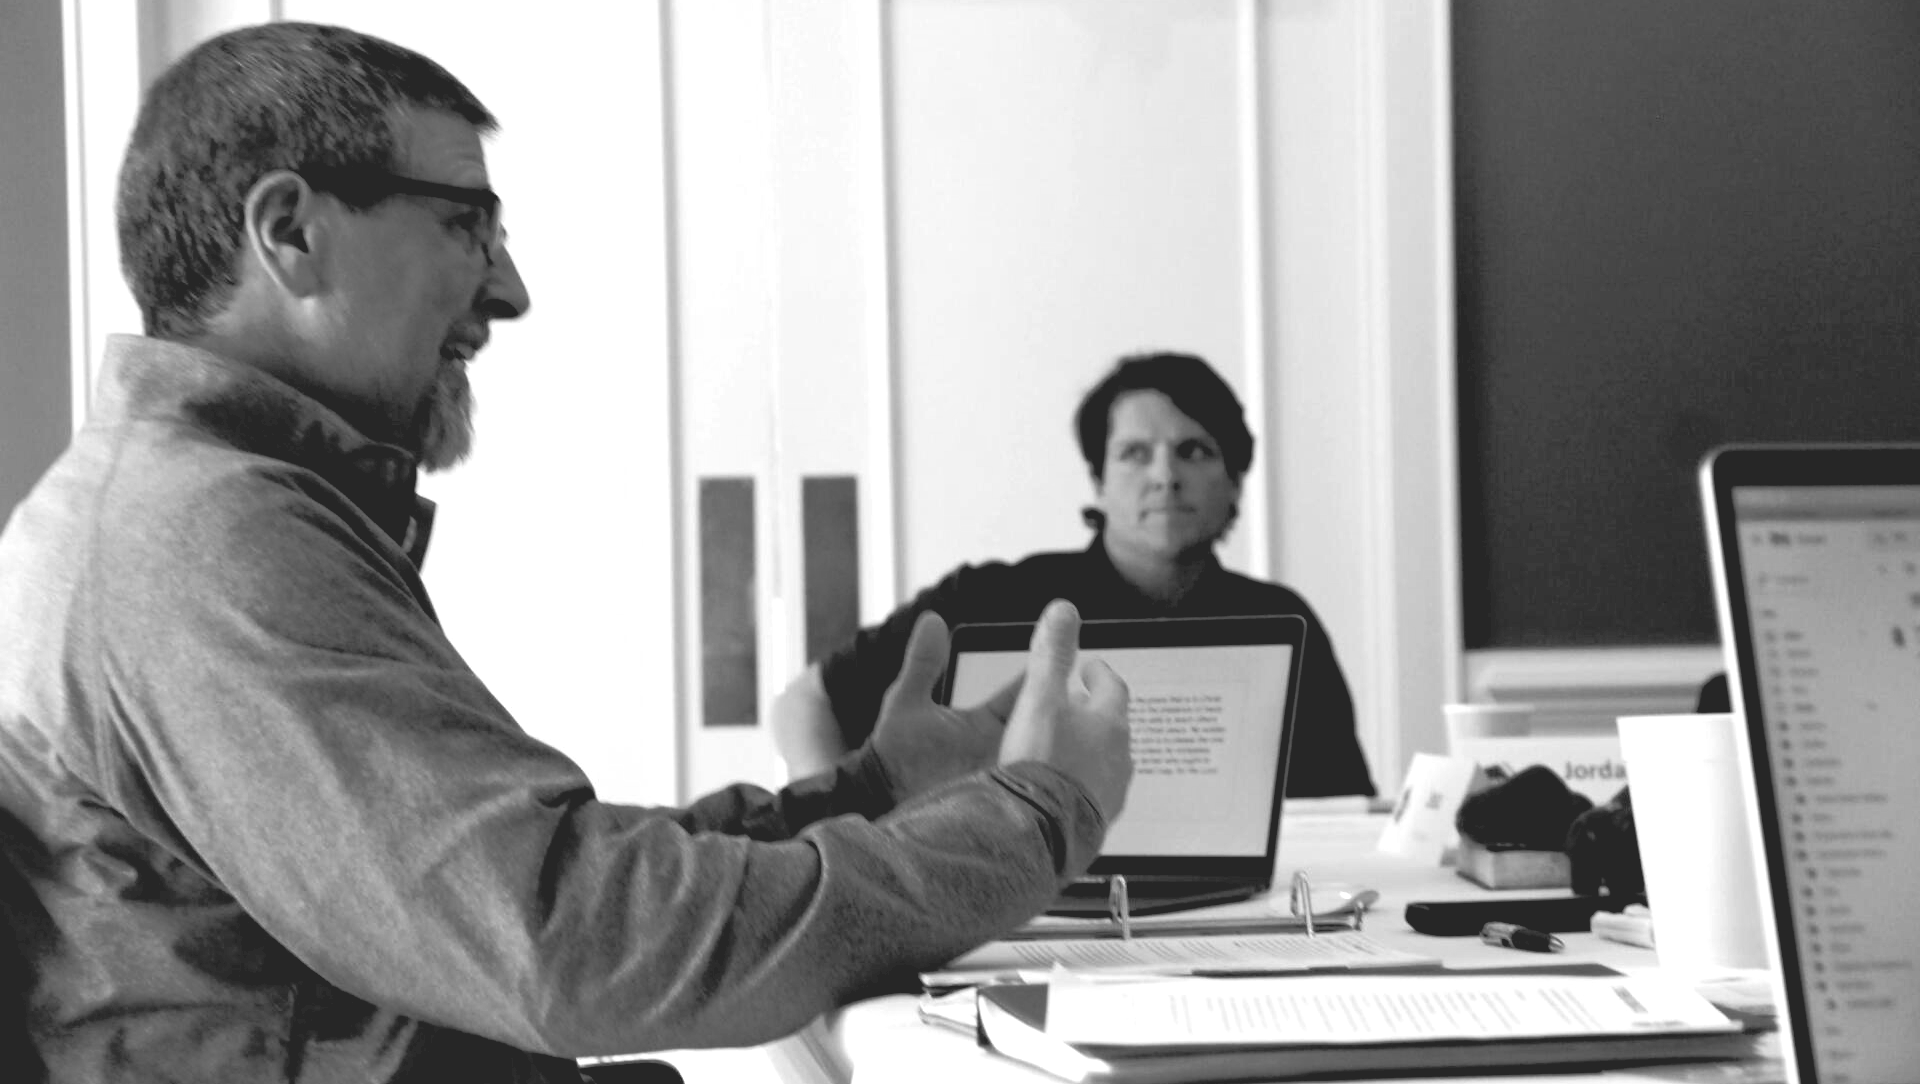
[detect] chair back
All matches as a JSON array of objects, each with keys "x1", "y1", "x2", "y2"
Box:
[{"x1": 0, "y1": 811, "x2": 48, "y2": 1083}]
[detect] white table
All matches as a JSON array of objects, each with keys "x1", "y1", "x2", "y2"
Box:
[{"x1": 778, "y1": 807, "x2": 1783, "y2": 1084}]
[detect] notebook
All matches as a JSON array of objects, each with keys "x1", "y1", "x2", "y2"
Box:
[
  {"x1": 973, "y1": 969, "x2": 1764, "y2": 1084},
  {"x1": 1701, "y1": 444, "x2": 1920, "y2": 1083},
  {"x1": 940, "y1": 614, "x2": 1304, "y2": 917}
]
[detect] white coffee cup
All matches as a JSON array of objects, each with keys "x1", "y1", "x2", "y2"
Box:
[
  {"x1": 1443, "y1": 702, "x2": 1533, "y2": 756},
  {"x1": 1615, "y1": 712, "x2": 1771, "y2": 972}
]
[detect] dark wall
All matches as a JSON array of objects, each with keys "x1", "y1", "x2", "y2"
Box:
[
  {"x1": 1454, "y1": 1, "x2": 1920, "y2": 649},
  {"x1": 1, "y1": 0, "x2": 71, "y2": 517}
]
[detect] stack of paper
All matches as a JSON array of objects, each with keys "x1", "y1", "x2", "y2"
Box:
[{"x1": 975, "y1": 970, "x2": 1768, "y2": 1083}]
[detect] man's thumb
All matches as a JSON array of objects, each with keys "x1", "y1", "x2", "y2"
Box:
[
  {"x1": 1025, "y1": 599, "x2": 1082, "y2": 692},
  {"x1": 887, "y1": 611, "x2": 952, "y2": 704}
]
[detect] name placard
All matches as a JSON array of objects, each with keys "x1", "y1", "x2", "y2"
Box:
[
  {"x1": 1377, "y1": 753, "x2": 1485, "y2": 865},
  {"x1": 1450, "y1": 736, "x2": 1627, "y2": 807}
]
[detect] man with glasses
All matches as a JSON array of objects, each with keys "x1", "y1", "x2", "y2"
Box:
[{"x1": 0, "y1": 21, "x2": 1132, "y2": 1084}]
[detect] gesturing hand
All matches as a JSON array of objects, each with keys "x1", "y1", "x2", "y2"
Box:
[
  {"x1": 998, "y1": 599, "x2": 1133, "y2": 823},
  {"x1": 869, "y1": 611, "x2": 1020, "y2": 800}
]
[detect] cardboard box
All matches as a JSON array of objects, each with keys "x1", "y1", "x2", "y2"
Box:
[{"x1": 1456, "y1": 840, "x2": 1572, "y2": 889}]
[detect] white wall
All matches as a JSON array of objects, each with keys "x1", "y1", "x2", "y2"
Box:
[
  {"x1": 64, "y1": 0, "x2": 146, "y2": 430},
  {"x1": 1263, "y1": 0, "x2": 1463, "y2": 786},
  {"x1": 278, "y1": 2, "x2": 682, "y2": 805},
  {"x1": 888, "y1": 0, "x2": 1260, "y2": 586}
]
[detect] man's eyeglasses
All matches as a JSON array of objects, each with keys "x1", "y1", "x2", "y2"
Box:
[{"x1": 299, "y1": 167, "x2": 507, "y2": 262}]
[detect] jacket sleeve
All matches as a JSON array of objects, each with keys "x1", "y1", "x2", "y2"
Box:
[
  {"x1": 1284, "y1": 592, "x2": 1376, "y2": 798},
  {"x1": 92, "y1": 475, "x2": 1106, "y2": 1057}
]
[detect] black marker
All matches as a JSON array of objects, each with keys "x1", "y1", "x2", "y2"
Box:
[{"x1": 1480, "y1": 921, "x2": 1564, "y2": 953}]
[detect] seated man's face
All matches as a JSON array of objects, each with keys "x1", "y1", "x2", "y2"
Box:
[
  {"x1": 319, "y1": 108, "x2": 530, "y2": 469},
  {"x1": 1093, "y1": 390, "x2": 1240, "y2": 562}
]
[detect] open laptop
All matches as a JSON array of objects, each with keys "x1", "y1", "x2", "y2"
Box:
[
  {"x1": 939, "y1": 614, "x2": 1304, "y2": 917},
  {"x1": 1701, "y1": 445, "x2": 1920, "y2": 1083}
]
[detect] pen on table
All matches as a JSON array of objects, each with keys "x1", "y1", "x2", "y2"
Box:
[{"x1": 1480, "y1": 921, "x2": 1564, "y2": 954}]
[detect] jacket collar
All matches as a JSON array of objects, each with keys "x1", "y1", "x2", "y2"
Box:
[{"x1": 93, "y1": 335, "x2": 436, "y2": 566}]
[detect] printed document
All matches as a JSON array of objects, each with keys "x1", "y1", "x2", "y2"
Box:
[{"x1": 1043, "y1": 973, "x2": 1739, "y2": 1046}]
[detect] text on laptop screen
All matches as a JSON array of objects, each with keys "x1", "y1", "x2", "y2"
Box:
[
  {"x1": 947, "y1": 642, "x2": 1293, "y2": 859},
  {"x1": 1732, "y1": 484, "x2": 1920, "y2": 1083}
]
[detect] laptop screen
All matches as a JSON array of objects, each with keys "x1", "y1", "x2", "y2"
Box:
[
  {"x1": 1715, "y1": 473, "x2": 1920, "y2": 1082},
  {"x1": 944, "y1": 618, "x2": 1297, "y2": 863}
]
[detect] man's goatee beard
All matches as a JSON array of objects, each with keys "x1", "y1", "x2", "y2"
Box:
[{"x1": 417, "y1": 359, "x2": 474, "y2": 472}]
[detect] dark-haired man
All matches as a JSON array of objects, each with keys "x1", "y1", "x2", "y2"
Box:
[
  {"x1": 0, "y1": 21, "x2": 1132, "y2": 1083},
  {"x1": 773, "y1": 351, "x2": 1374, "y2": 799}
]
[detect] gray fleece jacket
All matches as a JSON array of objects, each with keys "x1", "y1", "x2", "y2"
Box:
[{"x1": 0, "y1": 335, "x2": 1104, "y2": 1083}]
